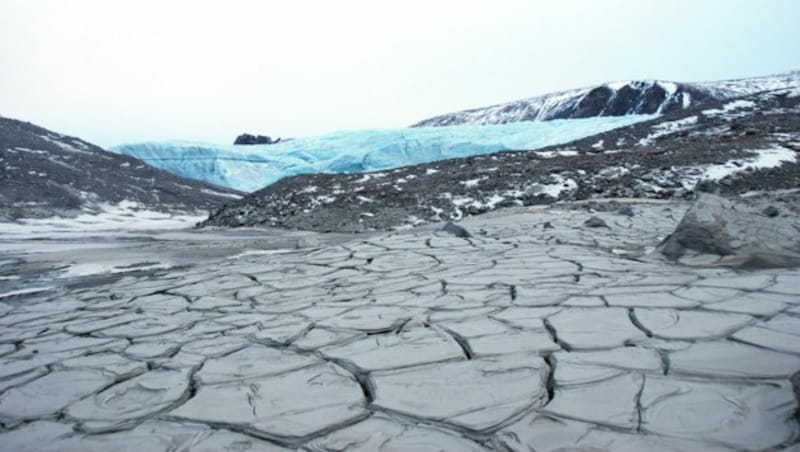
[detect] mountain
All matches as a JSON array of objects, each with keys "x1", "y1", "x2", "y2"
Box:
[
  {"x1": 412, "y1": 70, "x2": 800, "y2": 127},
  {"x1": 200, "y1": 87, "x2": 800, "y2": 231},
  {"x1": 0, "y1": 116, "x2": 243, "y2": 220},
  {"x1": 111, "y1": 115, "x2": 649, "y2": 192}
]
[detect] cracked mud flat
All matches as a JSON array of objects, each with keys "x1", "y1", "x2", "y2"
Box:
[{"x1": 1, "y1": 200, "x2": 799, "y2": 451}]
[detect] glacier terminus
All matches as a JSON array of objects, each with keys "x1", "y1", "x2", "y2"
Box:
[{"x1": 111, "y1": 116, "x2": 651, "y2": 192}]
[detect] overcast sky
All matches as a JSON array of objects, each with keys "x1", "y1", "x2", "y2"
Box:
[{"x1": 1, "y1": 0, "x2": 799, "y2": 147}]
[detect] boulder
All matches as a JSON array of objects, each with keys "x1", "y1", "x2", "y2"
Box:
[
  {"x1": 441, "y1": 222, "x2": 471, "y2": 238},
  {"x1": 763, "y1": 206, "x2": 780, "y2": 218},
  {"x1": 615, "y1": 205, "x2": 635, "y2": 217},
  {"x1": 658, "y1": 194, "x2": 800, "y2": 268},
  {"x1": 583, "y1": 216, "x2": 609, "y2": 228}
]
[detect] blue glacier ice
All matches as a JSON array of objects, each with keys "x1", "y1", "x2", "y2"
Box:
[{"x1": 111, "y1": 116, "x2": 652, "y2": 192}]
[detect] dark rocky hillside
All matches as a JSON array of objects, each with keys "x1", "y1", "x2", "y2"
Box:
[
  {"x1": 202, "y1": 88, "x2": 800, "y2": 232},
  {"x1": 0, "y1": 116, "x2": 243, "y2": 220}
]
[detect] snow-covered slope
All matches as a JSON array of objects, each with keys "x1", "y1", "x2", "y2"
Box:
[
  {"x1": 412, "y1": 71, "x2": 800, "y2": 127},
  {"x1": 0, "y1": 116, "x2": 242, "y2": 220},
  {"x1": 112, "y1": 115, "x2": 651, "y2": 192}
]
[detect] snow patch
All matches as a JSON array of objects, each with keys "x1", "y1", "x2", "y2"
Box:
[
  {"x1": 597, "y1": 166, "x2": 631, "y2": 179},
  {"x1": 12, "y1": 147, "x2": 47, "y2": 155},
  {"x1": 460, "y1": 177, "x2": 487, "y2": 188},
  {"x1": 0, "y1": 287, "x2": 53, "y2": 300},
  {"x1": 451, "y1": 196, "x2": 475, "y2": 207},
  {"x1": 681, "y1": 92, "x2": 692, "y2": 109},
  {"x1": 484, "y1": 194, "x2": 507, "y2": 209},
  {"x1": 639, "y1": 116, "x2": 698, "y2": 145},
  {"x1": 405, "y1": 215, "x2": 426, "y2": 226},
  {"x1": 533, "y1": 175, "x2": 578, "y2": 198},
  {"x1": 0, "y1": 201, "x2": 206, "y2": 237},
  {"x1": 537, "y1": 150, "x2": 580, "y2": 158},
  {"x1": 505, "y1": 174, "x2": 578, "y2": 200},
  {"x1": 660, "y1": 82, "x2": 678, "y2": 96},
  {"x1": 680, "y1": 147, "x2": 797, "y2": 189},
  {"x1": 60, "y1": 262, "x2": 172, "y2": 278},
  {"x1": 310, "y1": 195, "x2": 337, "y2": 208},
  {"x1": 702, "y1": 100, "x2": 757, "y2": 117},
  {"x1": 40, "y1": 135, "x2": 93, "y2": 155},
  {"x1": 200, "y1": 189, "x2": 242, "y2": 200}
]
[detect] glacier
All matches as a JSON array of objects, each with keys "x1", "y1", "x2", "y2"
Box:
[{"x1": 111, "y1": 115, "x2": 652, "y2": 192}]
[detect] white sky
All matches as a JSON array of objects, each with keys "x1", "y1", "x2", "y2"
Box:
[{"x1": 1, "y1": 0, "x2": 799, "y2": 146}]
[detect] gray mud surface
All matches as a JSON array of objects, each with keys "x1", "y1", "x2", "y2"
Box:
[{"x1": 1, "y1": 199, "x2": 799, "y2": 450}]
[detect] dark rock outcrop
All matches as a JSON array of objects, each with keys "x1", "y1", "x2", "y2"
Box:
[{"x1": 233, "y1": 134, "x2": 281, "y2": 145}]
